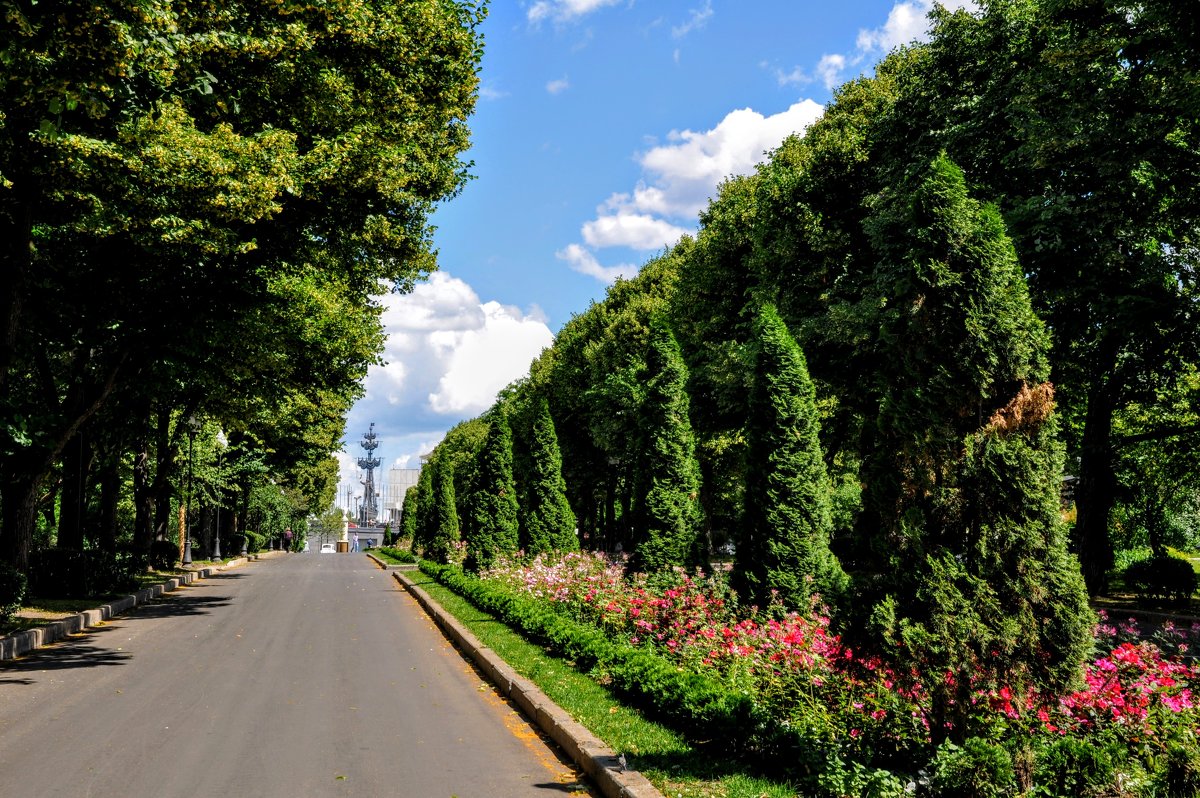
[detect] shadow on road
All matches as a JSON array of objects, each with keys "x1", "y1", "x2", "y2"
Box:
[
  {"x1": 0, "y1": 627, "x2": 132, "y2": 677},
  {"x1": 131, "y1": 590, "x2": 233, "y2": 620}
]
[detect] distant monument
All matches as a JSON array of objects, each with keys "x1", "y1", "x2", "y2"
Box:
[{"x1": 357, "y1": 423, "x2": 382, "y2": 527}]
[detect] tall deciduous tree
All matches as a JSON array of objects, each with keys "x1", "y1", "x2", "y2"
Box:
[
  {"x1": 734, "y1": 303, "x2": 846, "y2": 611},
  {"x1": 521, "y1": 398, "x2": 577, "y2": 556},
  {"x1": 0, "y1": 0, "x2": 486, "y2": 570}
]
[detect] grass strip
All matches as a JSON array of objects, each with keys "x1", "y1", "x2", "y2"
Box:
[{"x1": 405, "y1": 570, "x2": 803, "y2": 798}]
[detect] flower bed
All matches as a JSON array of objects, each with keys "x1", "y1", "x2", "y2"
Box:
[{"x1": 469, "y1": 552, "x2": 1200, "y2": 795}]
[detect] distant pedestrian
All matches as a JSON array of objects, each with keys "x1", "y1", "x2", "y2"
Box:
[{"x1": 352, "y1": 532, "x2": 359, "y2": 552}]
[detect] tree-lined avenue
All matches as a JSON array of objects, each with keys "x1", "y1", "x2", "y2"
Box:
[{"x1": 0, "y1": 555, "x2": 591, "y2": 797}]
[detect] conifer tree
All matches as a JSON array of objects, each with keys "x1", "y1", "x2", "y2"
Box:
[
  {"x1": 398, "y1": 484, "x2": 419, "y2": 549},
  {"x1": 860, "y1": 154, "x2": 1093, "y2": 728},
  {"x1": 412, "y1": 462, "x2": 436, "y2": 557},
  {"x1": 733, "y1": 303, "x2": 847, "y2": 610},
  {"x1": 630, "y1": 321, "x2": 704, "y2": 573},
  {"x1": 521, "y1": 398, "x2": 577, "y2": 555},
  {"x1": 465, "y1": 412, "x2": 520, "y2": 572},
  {"x1": 426, "y1": 461, "x2": 459, "y2": 564}
]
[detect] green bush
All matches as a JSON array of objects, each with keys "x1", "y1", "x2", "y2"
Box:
[
  {"x1": 379, "y1": 546, "x2": 418, "y2": 564},
  {"x1": 150, "y1": 539, "x2": 180, "y2": 571},
  {"x1": 929, "y1": 738, "x2": 1015, "y2": 798},
  {"x1": 242, "y1": 530, "x2": 266, "y2": 553},
  {"x1": 27, "y1": 548, "x2": 140, "y2": 599},
  {"x1": 1031, "y1": 736, "x2": 1119, "y2": 798},
  {"x1": 0, "y1": 562, "x2": 28, "y2": 625},
  {"x1": 1154, "y1": 738, "x2": 1200, "y2": 798},
  {"x1": 1124, "y1": 556, "x2": 1197, "y2": 606}
]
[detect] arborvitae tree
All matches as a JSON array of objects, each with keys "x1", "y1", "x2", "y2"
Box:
[
  {"x1": 398, "y1": 484, "x2": 419, "y2": 549},
  {"x1": 521, "y1": 397, "x2": 577, "y2": 555},
  {"x1": 412, "y1": 461, "x2": 436, "y2": 557},
  {"x1": 733, "y1": 303, "x2": 847, "y2": 611},
  {"x1": 861, "y1": 154, "x2": 1093, "y2": 733},
  {"x1": 465, "y1": 412, "x2": 520, "y2": 572},
  {"x1": 629, "y1": 320, "x2": 704, "y2": 573},
  {"x1": 426, "y1": 461, "x2": 459, "y2": 564}
]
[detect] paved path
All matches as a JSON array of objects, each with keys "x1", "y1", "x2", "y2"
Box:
[{"x1": 0, "y1": 554, "x2": 593, "y2": 797}]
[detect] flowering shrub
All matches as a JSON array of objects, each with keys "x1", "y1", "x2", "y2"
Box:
[{"x1": 478, "y1": 552, "x2": 1200, "y2": 787}]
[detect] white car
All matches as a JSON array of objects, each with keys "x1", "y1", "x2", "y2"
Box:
[{"x1": 319, "y1": 543, "x2": 336, "y2": 554}]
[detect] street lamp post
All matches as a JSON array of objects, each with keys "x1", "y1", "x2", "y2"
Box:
[
  {"x1": 182, "y1": 414, "x2": 200, "y2": 566},
  {"x1": 212, "y1": 430, "x2": 226, "y2": 561}
]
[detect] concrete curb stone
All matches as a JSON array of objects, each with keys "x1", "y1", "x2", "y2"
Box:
[
  {"x1": 390, "y1": 567, "x2": 664, "y2": 798},
  {"x1": 0, "y1": 552, "x2": 281, "y2": 661}
]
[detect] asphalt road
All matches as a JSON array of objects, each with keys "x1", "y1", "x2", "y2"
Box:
[{"x1": 0, "y1": 553, "x2": 594, "y2": 797}]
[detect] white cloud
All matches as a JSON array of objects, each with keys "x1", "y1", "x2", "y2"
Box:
[
  {"x1": 557, "y1": 243, "x2": 638, "y2": 283},
  {"x1": 546, "y1": 76, "x2": 571, "y2": 95},
  {"x1": 856, "y1": 0, "x2": 976, "y2": 52},
  {"x1": 672, "y1": 0, "x2": 713, "y2": 38},
  {"x1": 528, "y1": 0, "x2": 622, "y2": 25},
  {"x1": 775, "y1": 65, "x2": 811, "y2": 87},
  {"x1": 339, "y1": 272, "x2": 553, "y2": 493},
  {"x1": 429, "y1": 301, "x2": 554, "y2": 413},
  {"x1": 623, "y1": 100, "x2": 824, "y2": 219},
  {"x1": 582, "y1": 212, "x2": 690, "y2": 251},
  {"x1": 562, "y1": 100, "x2": 824, "y2": 285},
  {"x1": 816, "y1": 54, "x2": 848, "y2": 91}
]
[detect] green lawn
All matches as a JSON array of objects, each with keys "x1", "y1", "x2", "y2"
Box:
[{"x1": 405, "y1": 571, "x2": 802, "y2": 798}]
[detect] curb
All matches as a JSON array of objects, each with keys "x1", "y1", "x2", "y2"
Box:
[
  {"x1": 363, "y1": 552, "x2": 420, "y2": 571},
  {"x1": 390, "y1": 568, "x2": 663, "y2": 798},
  {"x1": 0, "y1": 552, "x2": 281, "y2": 661}
]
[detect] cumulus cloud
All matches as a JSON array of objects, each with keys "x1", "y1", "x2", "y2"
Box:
[
  {"x1": 339, "y1": 272, "x2": 553, "y2": 494},
  {"x1": 528, "y1": 0, "x2": 622, "y2": 25},
  {"x1": 582, "y1": 212, "x2": 691, "y2": 251},
  {"x1": 546, "y1": 76, "x2": 570, "y2": 95},
  {"x1": 557, "y1": 243, "x2": 639, "y2": 283},
  {"x1": 818, "y1": 0, "x2": 979, "y2": 89},
  {"x1": 562, "y1": 100, "x2": 823, "y2": 285}
]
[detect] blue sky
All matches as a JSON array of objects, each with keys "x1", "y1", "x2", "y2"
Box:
[{"x1": 337, "y1": 0, "x2": 971, "y2": 509}]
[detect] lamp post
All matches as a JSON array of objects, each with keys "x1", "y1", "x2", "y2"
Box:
[
  {"x1": 212, "y1": 430, "x2": 226, "y2": 561},
  {"x1": 182, "y1": 414, "x2": 200, "y2": 566}
]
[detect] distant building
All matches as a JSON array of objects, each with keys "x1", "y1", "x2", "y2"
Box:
[{"x1": 385, "y1": 466, "x2": 422, "y2": 524}]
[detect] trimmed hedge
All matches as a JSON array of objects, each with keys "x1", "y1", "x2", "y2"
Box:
[
  {"x1": 1124, "y1": 556, "x2": 1197, "y2": 607},
  {"x1": 379, "y1": 546, "x2": 418, "y2": 564},
  {"x1": 419, "y1": 560, "x2": 754, "y2": 738}
]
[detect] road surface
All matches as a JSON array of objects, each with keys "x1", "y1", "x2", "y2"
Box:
[{"x1": 0, "y1": 553, "x2": 593, "y2": 797}]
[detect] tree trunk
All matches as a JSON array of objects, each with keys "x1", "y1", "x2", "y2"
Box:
[
  {"x1": 98, "y1": 451, "x2": 120, "y2": 552},
  {"x1": 1074, "y1": 374, "x2": 1118, "y2": 597},
  {"x1": 57, "y1": 430, "x2": 93, "y2": 551},
  {"x1": 133, "y1": 435, "x2": 154, "y2": 558},
  {"x1": 1, "y1": 473, "x2": 42, "y2": 571}
]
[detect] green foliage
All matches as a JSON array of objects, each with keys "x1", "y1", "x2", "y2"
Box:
[
  {"x1": 377, "y1": 546, "x2": 418, "y2": 565},
  {"x1": 1124, "y1": 556, "x2": 1197, "y2": 607},
  {"x1": 735, "y1": 303, "x2": 846, "y2": 610},
  {"x1": 26, "y1": 548, "x2": 139, "y2": 599},
  {"x1": 0, "y1": 561, "x2": 27, "y2": 625},
  {"x1": 928, "y1": 738, "x2": 1016, "y2": 798},
  {"x1": 465, "y1": 413, "x2": 520, "y2": 572},
  {"x1": 149, "y1": 540, "x2": 180, "y2": 571},
  {"x1": 629, "y1": 321, "x2": 704, "y2": 573},
  {"x1": 420, "y1": 560, "x2": 757, "y2": 741},
  {"x1": 399, "y1": 484, "x2": 420, "y2": 545},
  {"x1": 425, "y1": 461, "x2": 460, "y2": 565},
  {"x1": 1030, "y1": 735, "x2": 1119, "y2": 798},
  {"x1": 520, "y1": 398, "x2": 577, "y2": 555},
  {"x1": 1154, "y1": 737, "x2": 1200, "y2": 798},
  {"x1": 815, "y1": 757, "x2": 909, "y2": 798}
]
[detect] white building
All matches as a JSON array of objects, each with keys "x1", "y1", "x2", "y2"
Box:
[{"x1": 384, "y1": 467, "x2": 422, "y2": 525}]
